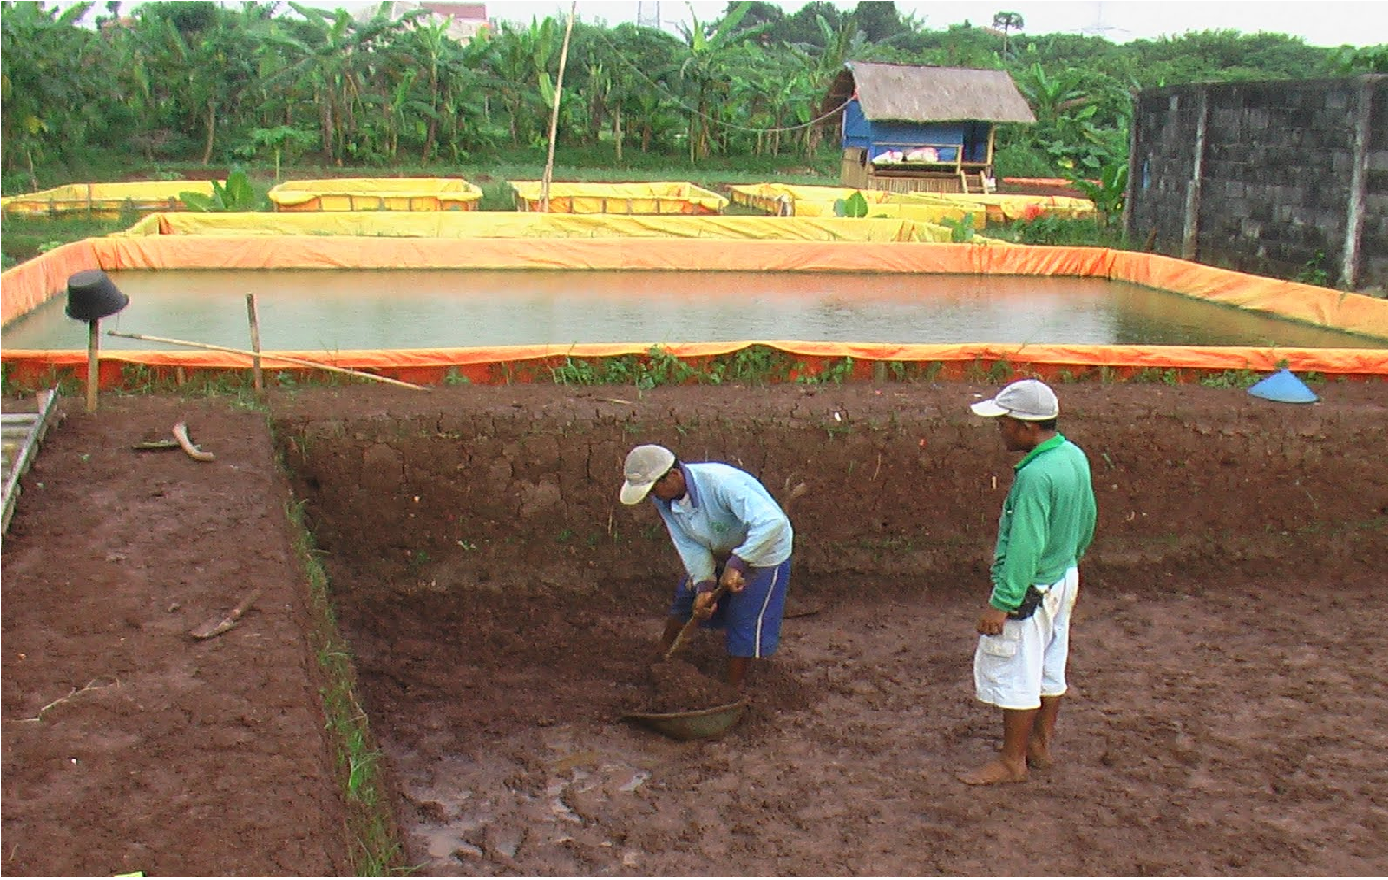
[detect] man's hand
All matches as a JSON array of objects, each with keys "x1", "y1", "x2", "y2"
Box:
[
  {"x1": 719, "y1": 567, "x2": 746, "y2": 593},
  {"x1": 975, "y1": 605, "x2": 1008, "y2": 636},
  {"x1": 693, "y1": 590, "x2": 719, "y2": 620}
]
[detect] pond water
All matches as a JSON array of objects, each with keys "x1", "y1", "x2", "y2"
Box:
[{"x1": 4, "y1": 269, "x2": 1383, "y2": 351}]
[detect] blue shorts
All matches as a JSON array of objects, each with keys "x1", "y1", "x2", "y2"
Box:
[{"x1": 668, "y1": 559, "x2": 791, "y2": 658}]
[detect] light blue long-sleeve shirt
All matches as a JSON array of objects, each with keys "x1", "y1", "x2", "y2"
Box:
[{"x1": 652, "y1": 462, "x2": 793, "y2": 592}]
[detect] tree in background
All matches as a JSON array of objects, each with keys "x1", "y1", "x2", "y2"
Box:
[
  {"x1": 782, "y1": 1, "x2": 845, "y2": 47},
  {"x1": 1329, "y1": 44, "x2": 1388, "y2": 73},
  {"x1": 992, "y1": 11, "x2": 1024, "y2": 60},
  {"x1": 850, "y1": 1, "x2": 902, "y2": 44},
  {"x1": 1, "y1": 1, "x2": 129, "y2": 187},
  {"x1": 1, "y1": 0, "x2": 1382, "y2": 192}
]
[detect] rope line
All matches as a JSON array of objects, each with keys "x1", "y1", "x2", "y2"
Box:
[{"x1": 591, "y1": 27, "x2": 850, "y2": 135}]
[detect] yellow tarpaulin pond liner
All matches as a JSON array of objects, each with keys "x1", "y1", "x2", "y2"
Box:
[
  {"x1": 729, "y1": 183, "x2": 896, "y2": 215},
  {"x1": 0, "y1": 181, "x2": 218, "y2": 218},
  {"x1": 728, "y1": 184, "x2": 985, "y2": 229},
  {"x1": 3, "y1": 232, "x2": 1386, "y2": 386},
  {"x1": 266, "y1": 177, "x2": 482, "y2": 212},
  {"x1": 897, "y1": 191, "x2": 1099, "y2": 223},
  {"x1": 114, "y1": 211, "x2": 962, "y2": 243},
  {"x1": 727, "y1": 183, "x2": 1090, "y2": 227},
  {"x1": 509, "y1": 181, "x2": 728, "y2": 215}
]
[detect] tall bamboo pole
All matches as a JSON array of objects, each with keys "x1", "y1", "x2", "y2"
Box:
[
  {"x1": 107, "y1": 331, "x2": 429, "y2": 391},
  {"x1": 539, "y1": 1, "x2": 578, "y2": 213}
]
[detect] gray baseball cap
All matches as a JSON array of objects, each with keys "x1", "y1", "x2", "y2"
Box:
[
  {"x1": 970, "y1": 379, "x2": 1060, "y2": 421},
  {"x1": 620, "y1": 444, "x2": 676, "y2": 505}
]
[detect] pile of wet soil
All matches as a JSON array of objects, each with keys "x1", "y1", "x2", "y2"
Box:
[{"x1": 635, "y1": 658, "x2": 742, "y2": 713}]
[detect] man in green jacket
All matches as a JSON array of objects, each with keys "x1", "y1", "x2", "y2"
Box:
[{"x1": 960, "y1": 378, "x2": 1097, "y2": 785}]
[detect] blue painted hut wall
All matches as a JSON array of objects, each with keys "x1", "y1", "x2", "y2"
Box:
[{"x1": 841, "y1": 100, "x2": 992, "y2": 163}]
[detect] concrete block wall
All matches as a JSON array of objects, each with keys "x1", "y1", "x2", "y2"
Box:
[{"x1": 1127, "y1": 75, "x2": 1385, "y2": 296}]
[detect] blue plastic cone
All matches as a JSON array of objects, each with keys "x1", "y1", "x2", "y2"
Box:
[{"x1": 1248, "y1": 369, "x2": 1318, "y2": 404}]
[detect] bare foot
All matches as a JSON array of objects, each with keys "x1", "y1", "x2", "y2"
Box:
[
  {"x1": 957, "y1": 760, "x2": 1028, "y2": 785},
  {"x1": 1026, "y1": 748, "x2": 1054, "y2": 771}
]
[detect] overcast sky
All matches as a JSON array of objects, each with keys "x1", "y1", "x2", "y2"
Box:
[{"x1": 484, "y1": 1, "x2": 1388, "y2": 48}]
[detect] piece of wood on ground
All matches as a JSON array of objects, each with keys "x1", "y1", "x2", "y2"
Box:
[
  {"x1": 189, "y1": 589, "x2": 262, "y2": 640},
  {"x1": 172, "y1": 421, "x2": 216, "y2": 462}
]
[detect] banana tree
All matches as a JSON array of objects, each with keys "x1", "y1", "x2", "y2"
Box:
[
  {"x1": 394, "y1": 16, "x2": 453, "y2": 162},
  {"x1": 582, "y1": 59, "x2": 613, "y2": 150},
  {"x1": 673, "y1": 1, "x2": 764, "y2": 162},
  {"x1": 241, "y1": 125, "x2": 316, "y2": 180},
  {"x1": 1, "y1": 1, "x2": 121, "y2": 186},
  {"x1": 1013, "y1": 61, "x2": 1089, "y2": 124},
  {"x1": 485, "y1": 17, "x2": 560, "y2": 146},
  {"x1": 788, "y1": 14, "x2": 867, "y2": 158},
  {"x1": 595, "y1": 23, "x2": 683, "y2": 157},
  {"x1": 260, "y1": 3, "x2": 406, "y2": 164},
  {"x1": 179, "y1": 167, "x2": 266, "y2": 211},
  {"x1": 440, "y1": 35, "x2": 503, "y2": 160}
]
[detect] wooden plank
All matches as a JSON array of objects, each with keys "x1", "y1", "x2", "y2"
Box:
[{"x1": 3, "y1": 389, "x2": 61, "y2": 534}]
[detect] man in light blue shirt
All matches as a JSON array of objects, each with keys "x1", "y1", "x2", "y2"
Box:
[{"x1": 620, "y1": 444, "x2": 793, "y2": 689}]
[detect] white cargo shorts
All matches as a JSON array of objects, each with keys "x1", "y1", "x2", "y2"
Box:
[{"x1": 973, "y1": 566, "x2": 1080, "y2": 711}]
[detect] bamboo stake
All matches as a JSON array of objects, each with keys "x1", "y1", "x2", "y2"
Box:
[
  {"x1": 245, "y1": 293, "x2": 264, "y2": 395},
  {"x1": 107, "y1": 331, "x2": 430, "y2": 391},
  {"x1": 189, "y1": 589, "x2": 262, "y2": 640}
]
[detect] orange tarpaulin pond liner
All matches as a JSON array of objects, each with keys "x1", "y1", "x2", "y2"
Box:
[{"x1": 3, "y1": 232, "x2": 1386, "y2": 387}]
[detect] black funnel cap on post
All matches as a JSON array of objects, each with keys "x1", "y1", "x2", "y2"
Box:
[{"x1": 66, "y1": 270, "x2": 129, "y2": 322}]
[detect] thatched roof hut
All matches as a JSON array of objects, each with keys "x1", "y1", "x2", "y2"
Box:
[
  {"x1": 824, "y1": 61, "x2": 1036, "y2": 123},
  {"x1": 826, "y1": 62, "x2": 1035, "y2": 193}
]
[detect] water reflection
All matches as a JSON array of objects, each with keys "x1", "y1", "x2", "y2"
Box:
[{"x1": 3, "y1": 268, "x2": 1381, "y2": 351}]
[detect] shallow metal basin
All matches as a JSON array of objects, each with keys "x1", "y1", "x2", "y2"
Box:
[{"x1": 621, "y1": 698, "x2": 750, "y2": 741}]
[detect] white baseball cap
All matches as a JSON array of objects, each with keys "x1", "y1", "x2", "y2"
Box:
[
  {"x1": 619, "y1": 444, "x2": 676, "y2": 505},
  {"x1": 970, "y1": 379, "x2": 1060, "y2": 421}
]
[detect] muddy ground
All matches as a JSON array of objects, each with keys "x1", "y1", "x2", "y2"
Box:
[{"x1": 3, "y1": 380, "x2": 1387, "y2": 876}]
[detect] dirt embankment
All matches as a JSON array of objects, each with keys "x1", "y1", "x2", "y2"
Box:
[{"x1": 273, "y1": 381, "x2": 1388, "y2": 604}]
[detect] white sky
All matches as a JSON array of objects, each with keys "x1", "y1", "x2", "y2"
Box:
[{"x1": 485, "y1": 1, "x2": 1388, "y2": 48}]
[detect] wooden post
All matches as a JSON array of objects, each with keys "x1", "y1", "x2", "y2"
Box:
[
  {"x1": 1122, "y1": 99, "x2": 1139, "y2": 239},
  {"x1": 1181, "y1": 85, "x2": 1209, "y2": 262},
  {"x1": 85, "y1": 320, "x2": 100, "y2": 413},
  {"x1": 1340, "y1": 75, "x2": 1372, "y2": 290},
  {"x1": 246, "y1": 293, "x2": 264, "y2": 395}
]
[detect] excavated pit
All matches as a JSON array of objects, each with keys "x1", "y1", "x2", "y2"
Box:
[
  {"x1": 271, "y1": 381, "x2": 1388, "y2": 876},
  {"x1": 8, "y1": 381, "x2": 1384, "y2": 875}
]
